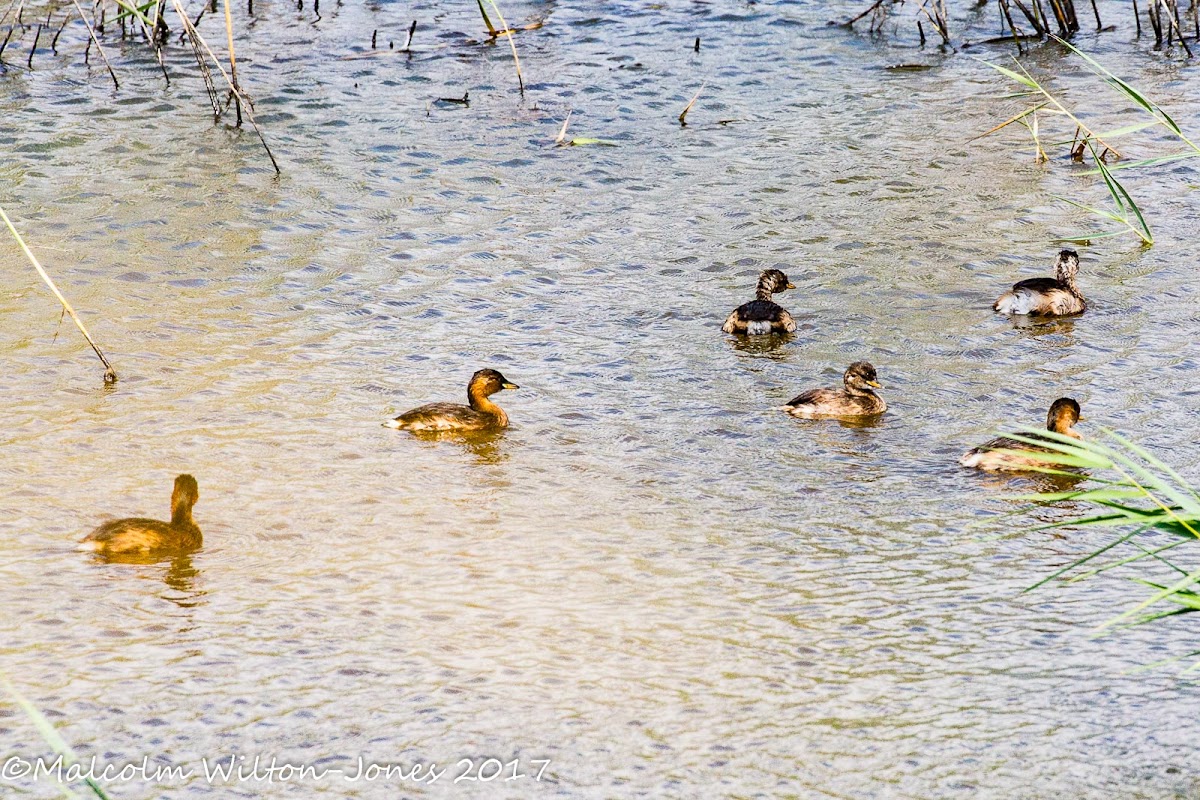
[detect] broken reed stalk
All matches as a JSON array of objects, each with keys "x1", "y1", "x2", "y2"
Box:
[
  {"x1": 678, "y1": 82, "x2": 704, "y2": 126},
  {"x1": 844, "y1": 0, "x2": 889, "y2": 26},
  {"x1": 1165, "y1": 0, "x2": 1193, "y2": 54},
  {"x1": 171, "y1": 0, "x2": 280, "y2": 172},
  {"x1": 183, "y1": 7, "x2": 221, "y2": 115},
  {"x1": 0, "y1": 205, "x2": 117, "y2": 383},
  {"x1": 71, "y1": 0, "x2": 118, "y2": 88},
  {"x1": 27, "y1": 21, "x2": 40, "y2": 68},
  {"x1": 554, "y1": 110, "x2": 571, "y2": 144},
  {"x1": 477, "y1": 0, "x2": 523, "y2": 93},
  {"x1": 917, "y1": 0, "x2": 951, "y2": 43},
  {"x1": 1011, "y1": 0, "x2": 1046, "y2": 34},
  {"x1": 221, "y1": 0, "x2": 241, "y2": 125},
  {"x1": 50, "y1": 15, "x2": 70, "y2": 51},
  {"x1": 999, "y1": 0, "x2": 1023, "y2": 51}
]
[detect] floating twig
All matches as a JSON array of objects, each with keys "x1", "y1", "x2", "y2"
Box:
[
  {"x1": 0, "y1": 205, "x2": 117, "y2": 383},
  {"x1": 436, "y1": 91, "x2": 469, "y2": 105}
]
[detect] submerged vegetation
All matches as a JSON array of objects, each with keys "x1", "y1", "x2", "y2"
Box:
[
  {"x1": 1004, "y1": 429, "x2": 1200, "y2": 668},
  {"x1": 980, "y1": 37, "x2": 1200, "y2": 244}
]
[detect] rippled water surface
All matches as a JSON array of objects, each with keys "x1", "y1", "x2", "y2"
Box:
[{"x1": 3, "y1": 0, "x2": 1200, "y2": 796}]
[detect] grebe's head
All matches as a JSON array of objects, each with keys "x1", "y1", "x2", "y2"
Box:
[
  {"x1": 843, "y1": 361, "x2": 882, "y2": 393},
  {"x1": 171, "y1": 474, "x2": 199, "y2": 512},
  {"x1": 1054, "y1": 249, "x2": 1080, "y2": 281},
  {"x1": 1046, "y1": 397, "x2": 1082, "y2": 434},
  {"x1": 469, "y1": 369, "x2": 519, "y2": 398},
  {"x1": 757, "y1": 269, "x2": 795, "y2": 295}
]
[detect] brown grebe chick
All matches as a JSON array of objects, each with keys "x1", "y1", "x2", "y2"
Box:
[
  {"x1": 959, "y1": 397, "x2": 1083, "y2": 472},
  {"x1": 993, "y1": 249, "x2": 1086, "y2": 316},
  {"x1": 385, "y1": 368, "x2": 519, "y2": 432},
  {"x1": 83, "y1": 474, "x2": 202, "y2": 556},
  {"x1": 721, "y1": 268, "x2": 798, "y2": 335},
  {"x1": 781, "y1": 361, "x2": 886, "y2": 419}
]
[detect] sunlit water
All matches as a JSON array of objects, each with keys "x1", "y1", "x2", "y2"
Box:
[{"x1": 2, "y1": 0, "x2": 1199, "y2": 797}]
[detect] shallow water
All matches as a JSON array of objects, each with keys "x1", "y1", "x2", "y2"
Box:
[{"x1": 3, "y1": 0, "x2": 1200, "y2": 797}]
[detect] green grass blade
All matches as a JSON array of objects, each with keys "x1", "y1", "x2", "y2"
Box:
[
  {"x1": 1089, "y1": 144, "x2": 1152, "y2": 243},
  {"x1": 0, "y1": 675, "x2": 113, "y2": 800},
  {"x1": 1024, "y1": 524, "x2": 1149, "y2": 592},
  {"x1": 977, "y1": 57, "x2": 1040, "y2": 89},
  {"x1": 1090, "y1": 152, "x2": 1200, "y2": 173},
  {"x1": 1060, "y1": 231, "x2": 1131, "y2": 242},
  {"x1": 1132, "y1": 580, "x2": 1200, "y2": 610},
  {"x1": 1051, "y1": 34, "x2": 1187, "y2": 138},
  {"x1": 1055, "y1": 197, "x2": 1126, "y2": 224},
  {"x1": 1065, "y1": 533, "x2": 1189, "y2": 584}
]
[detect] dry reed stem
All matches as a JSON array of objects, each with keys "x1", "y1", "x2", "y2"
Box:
[
  {"x1": 171, "y1": 0, "x2": 279, "y2": 172},
  {"x1": 221, "y1": 0, "x2": 241, "y2": 124},
  {"x1": 71, "y1": 0, "x2": 118, "y2": 88},
  {"x1": 0, "y1": 205, "x2": 117, "y2": 382},
  {"x1": 678, "y1": 82, "x2": 705, "y2": 126},
  {"x1": 1165, "y1": 0, "x2": 1193, "y2": 54},
  {"x1": 479, "y1": 0, "x2": 523, "y2": 93}
]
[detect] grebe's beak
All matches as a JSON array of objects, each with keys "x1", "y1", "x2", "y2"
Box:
[
  {"x1": 502, "y1": 382, "x2": 520, "y2": 390},
  {"x1": 866, "y1": 380, "x2": 882, "y2": 388},
  {"x1": 786, "y1": 282, "x2": 796, "y2": 289}
]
